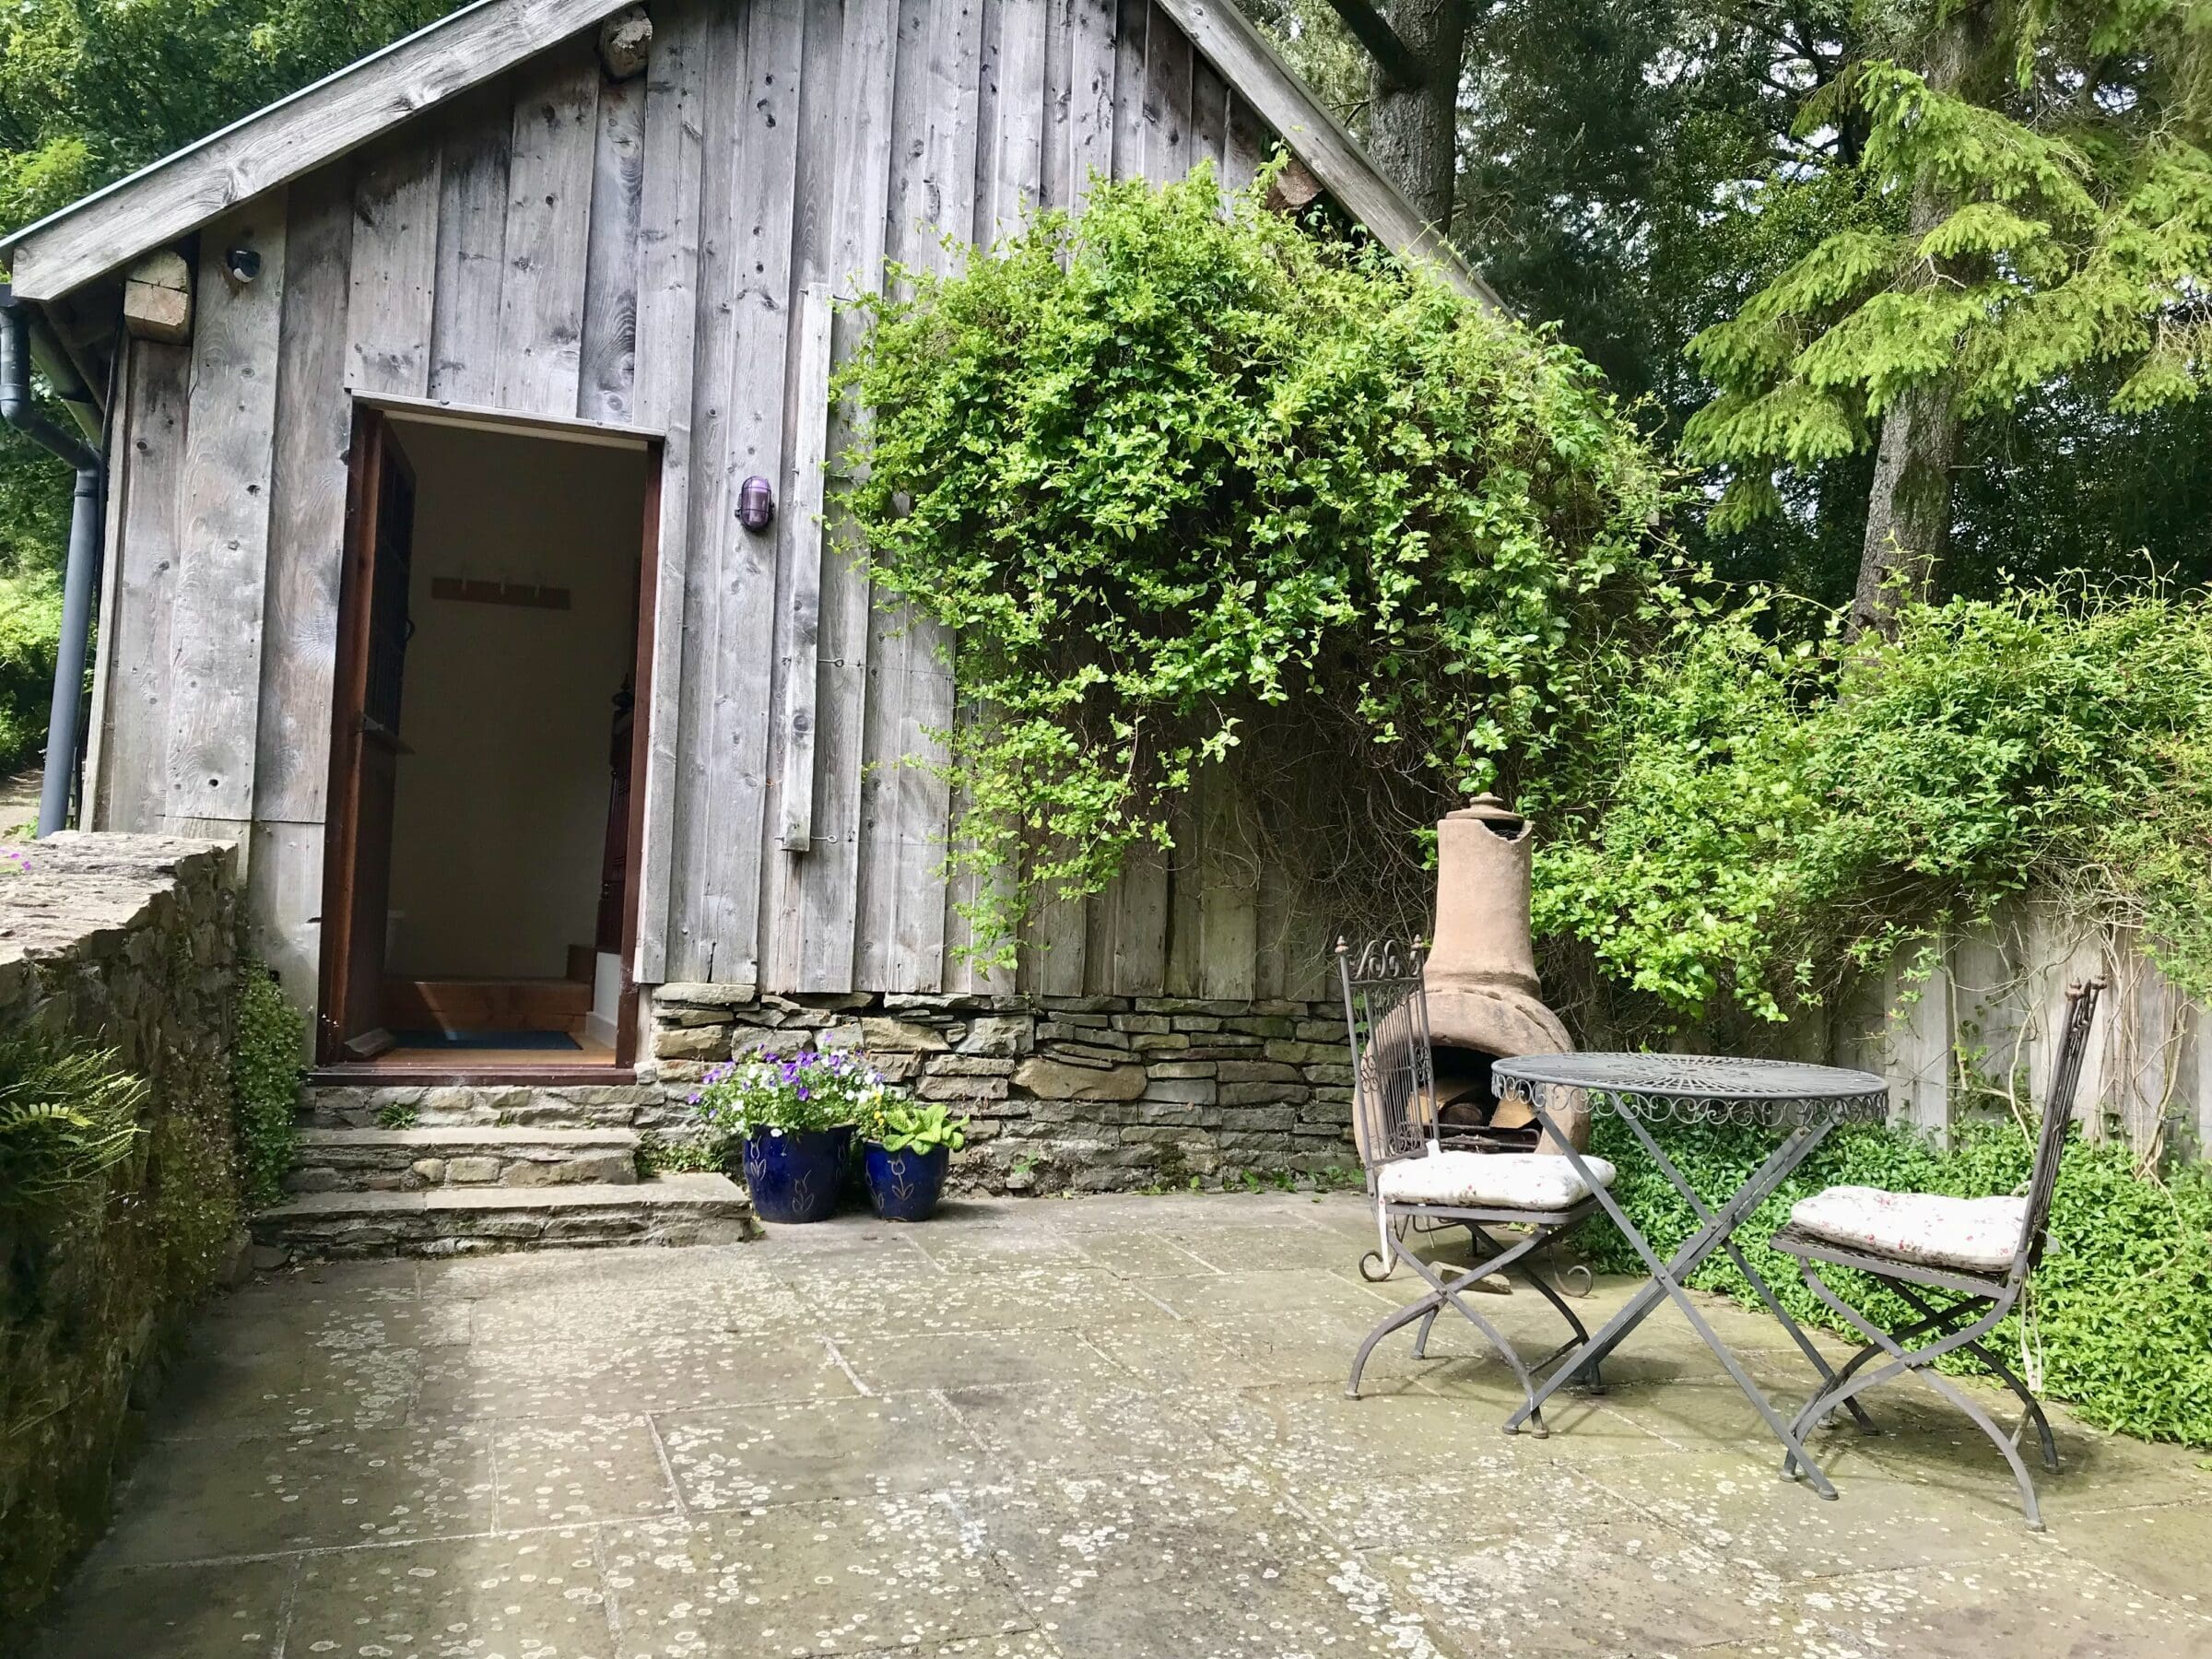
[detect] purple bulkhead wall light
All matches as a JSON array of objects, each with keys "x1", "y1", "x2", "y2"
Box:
[{"x1": 738, "y1": 476, "x2": 775, "y2": 532}]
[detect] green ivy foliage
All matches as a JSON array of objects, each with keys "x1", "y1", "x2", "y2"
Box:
[
  {"x1": 231, "y1": 960, "x2": 303, "y2": 1210},
  {"x1": 1532, "y1": 585, "x2": 2212, "y2": 1026},
  {"x1": 1584, "y1": 1116, "x2": 2212, "y2": 1445},
  {"x1": 837, "y1": 169, "x2": 1674, "y2": 960}
]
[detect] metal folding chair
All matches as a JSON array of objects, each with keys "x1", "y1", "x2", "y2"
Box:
[
  {"x1": 1771, "y1": 976, "x2": 2105, "y2": 1529},
  {"x1": 1337, "y1": 939, "x2": 1606, "y2": 1432}
]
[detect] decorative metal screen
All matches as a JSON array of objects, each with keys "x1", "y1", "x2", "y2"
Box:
[{"x1": 1336, "y1": 938, "x2": 1437, "y2": 1169}]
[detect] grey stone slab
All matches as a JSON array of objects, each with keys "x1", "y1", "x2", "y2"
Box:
[
  {"x1": 953, "y1": 1471, "x2": 1429, "y2": 1659},
  {"x1": 25, "y1": 1559, "x2": 295, "y2": 1657},
  {"x1": 286, "y1": 1529, "x2": 615, "y2": 1656},
  {"x1": 490, "y1": 1413, "x2": 682, "y2": 1528},
  {"x1": 602, "y1": 1500, "x2": 1033, "y2": 1655},
  {"x1": 1698, "y1": 1558, "x2": 2212, "y2": 1658},
  {"x1": 2047, "y1": 1499, "x2": 2212, "y2": 1611},
  {"x1": 411, "y1": 1334, "x2": 861, "y2": 1420},
  {"x1": 1139, "y1": 1265, "x2": 1401, "y2": 1323},
  {"x1": 945, "y1": 1380, "x2": 1230, "y2": 1479},
  {"x1": 1372, "y1": 1517, "x2": 1784, "y2": 1655},
  {"x1": 833, "y1": 1327, "x2": 1134, "y2": 1394},
  {"x1": 92, "y1": 1422, "x2": 496, "y2": 1565},
  {"x1": 1576, "y1": 1449, "x2": 2050, "y2": 1582},
  {"x1": 659, "y1": 1393, "x2": 982, "y2": 1510}
]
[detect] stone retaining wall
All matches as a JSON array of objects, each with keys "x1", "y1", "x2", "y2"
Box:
[
  {"x1": 0, "y1": 833, "x2": 243, "y2": 1630},
  {"x1": 647, "y1": 986, "x2": 1358, "y2": 1189}
]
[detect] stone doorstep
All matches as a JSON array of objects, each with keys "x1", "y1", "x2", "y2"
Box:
[
  {"x1": 286, "y1": 1126, "x2": 642, "y2": 1193},
  {"x1": 297, "y1": 1083, "x2": 657, "y2": 1132},
  {"x1": 248, "y1": 1175, "x2": 757, "y2": 1263}
]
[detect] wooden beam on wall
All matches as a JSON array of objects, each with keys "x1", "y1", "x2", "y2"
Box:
[
  {"x1": 629, "y1": 0, "x2": 709, "y2": 985},
  {"x1": 1149, "y1": 0, "x2": 1501, "y2": 308},
  {"x1": 164, "y1": 199, "x2": 288, "y2": 839}
]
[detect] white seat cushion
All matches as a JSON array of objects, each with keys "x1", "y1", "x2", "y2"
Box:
[
  {"x1": 1376, "y1": 1150, "x2": 1615, "y2": 1211},
  {"x1": 1789, "y1": 1185, "x2": 2026, "y2": 1274}
]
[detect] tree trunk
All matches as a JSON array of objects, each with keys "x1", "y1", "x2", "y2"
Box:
[
  {"x1": 1367, "y1": 0, "x2": 1467, "y2": 232},
  {"x1": 1850, "y1": 6, "x2": 1982, "y2": 640},
  {"x1": 1853, "y1": 380, "x2": 1958, "y2": 636}
]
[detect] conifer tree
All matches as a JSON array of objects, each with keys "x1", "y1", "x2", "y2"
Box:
[{"x1": 1683, "y1": 0, "x2": 2212, "y2": 635}]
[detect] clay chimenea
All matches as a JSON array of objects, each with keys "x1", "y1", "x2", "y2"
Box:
[{"x1": 1424, "y1": 794, "x2": 1587, "y2": 1152}]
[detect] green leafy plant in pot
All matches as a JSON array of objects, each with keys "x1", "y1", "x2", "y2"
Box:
[
  {"x1": 859, "y1": 1100, "x2": 969, "y2": 1222},
  {"x1": 691, "y1": 1049, "x2": 888, "y2": 1224}
]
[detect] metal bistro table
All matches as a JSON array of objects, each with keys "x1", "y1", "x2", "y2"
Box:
[{"x1": 1490, "y1": 1052, "x2": 1889, "y2": 1499}]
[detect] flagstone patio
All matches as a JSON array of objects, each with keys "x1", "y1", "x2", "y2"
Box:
[{"x1": 27, "y1": 1191, "x2": 2212, "y2": 1657}]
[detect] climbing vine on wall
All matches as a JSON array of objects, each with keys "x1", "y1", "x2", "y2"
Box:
[{"x1": 836, "y1": 168, "x2": 1675, "y2": 963}]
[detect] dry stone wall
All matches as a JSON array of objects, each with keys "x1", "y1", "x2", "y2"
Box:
[
  {"x1": 647, "y1": 986, "x2": 1359, "y2": 1189},
  {"x1": 0, "y1": 833, "x2": 244, "y2": 1629}
]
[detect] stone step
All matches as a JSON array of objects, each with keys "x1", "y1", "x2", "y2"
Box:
[
  {"x1": 300, "y1": 1080, "x2": 675, "y2": 1134},
  {"x1": 285, "y1": 1127, "x2": 641, "y2": 1194},
  {"x1": 249, "y1": 1175, "x2": 755, "y2": 1262}
]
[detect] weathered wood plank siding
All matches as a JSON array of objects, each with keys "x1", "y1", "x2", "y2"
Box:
[{"x1": 93, "y1": 1, "x2": 1331, "y2": 1007}]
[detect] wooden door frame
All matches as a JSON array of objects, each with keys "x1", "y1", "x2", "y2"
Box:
[
  {"x1": 313, "y1": 400, "x2": 665, "y2": 1083},
  {"x1": 315, "y1": 402, "x2": 402, "y2": 1066}
]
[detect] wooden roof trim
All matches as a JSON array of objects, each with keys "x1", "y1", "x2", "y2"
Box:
[
  {"x1": 1151, "y1": 0, "x2": 1505, "y2": 313},
  {"x1": 2, "y1": 0, "x2": 643, "y2": 302}
]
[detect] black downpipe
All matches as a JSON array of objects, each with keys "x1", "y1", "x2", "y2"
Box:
[{"x1": 0, "y1": 294, "x2": 104, "y2": 838}]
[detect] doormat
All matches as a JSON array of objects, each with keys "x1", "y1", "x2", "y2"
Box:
[{"x1": 389, "y1": 1030, "x2": 582, "y2": 1051}]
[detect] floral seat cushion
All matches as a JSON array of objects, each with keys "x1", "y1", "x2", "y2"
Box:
[
  {"x1": 1789, "y1": 1185, "x2": 2026, "y2": 1275},
  {"x1": 1377, "y1": 1150, "x2": 1616, "y2": 1211}
]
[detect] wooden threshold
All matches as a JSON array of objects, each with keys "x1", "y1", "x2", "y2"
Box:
[{"x1": 310, "y1": 1063, "x2": 635, "y2": 1088}]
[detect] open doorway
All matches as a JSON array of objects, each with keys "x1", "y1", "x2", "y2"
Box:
[{"x1": 318, "y1": 404, "x2": 658, "y2": 1074}]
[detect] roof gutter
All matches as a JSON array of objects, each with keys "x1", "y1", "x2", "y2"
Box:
[{"x1": 0, "y1": 288, "x2": 105, "y2": 838}]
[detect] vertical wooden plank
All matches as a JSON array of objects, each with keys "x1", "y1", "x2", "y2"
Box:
[
  {"x1": 165, "y1": 199, "x2": 288, "y2": 835},
  {"x1": 254, "y1": 165, "x2": 357, "y2": 830},
  {"x1": 1196, "y1": 768, "x2": 1257, "y2": 999},
  {"x1": 497, "y1": 41, "x2": 600, "y2": 418},
  {"x1": 1041, "y1": 0, "x2": 1075, "y2": 212},
  {"x1": 1088, "y1": 843, "x2": 1167, "y2": 994},
  {"x1": 974, "y1": 0, "x2": 1004, "y2": 241},
  {"x1": 631, "y1": 0, "x2": 710, "y2": 984},
  {"x1": 1191, "y1": 53, "x2": 1228, "y2": 177},
  {"x1": 759, "y1": 0, "x2": 845, "y2": 989},
  {"x1": 666, "y1": 0, "x2": 747, "y2": 982},
  {"x1": 1070, "y1": 0, "x2": 1118, "y2": 206},
  {"x1": 774, "y1": 284, "x2": 834, "y2": 854},
  {"x1": 429, "y1": 84, "x2": 512, "y2": 405},
  {"x1": 248, "y1": 819, "x2": 327, "y2": 1032},
  {"x1": 92, "y1": 340, "x2": 192, "y2": 832},
  {"x1": 347, "y1": 142, "x2": 440, "y2": 396},
  {"x1": 1142, "y1": 2, "x2": 1191, "y2": 184},
  {"x1": 1223, "y1": 91, "x2": 1265, "y2": 193},
  {"x1": 696, "y1": 0, "x2": 808, "y2": 987},
  {"x1": 794, "y1": 0, "x2": 900, "y2": 992},
  {"x1": 580, "y1": 66, "x2": 648, "y2": 422},
  {"x1": 991, "y1": 0, "x2": 1050, "y2": 235},
  {"x1": 858, "y1": 0, "x2": 982, "y2": 993},
  {"x1": 1111, "y1": 0, "x2": 1147, "y2": 182},
  {"x1": 1164, "y1": 792, "x2": 1203, "y2": 996}
]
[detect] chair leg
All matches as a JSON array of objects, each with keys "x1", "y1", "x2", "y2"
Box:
[
  {"x1": 1347, "y1": 1289, "x2": 1443, "y2": 1400},
  {"x1": 1912, "y1": 1365, "x2": 2050, "y2": 1531},
  {"x1": 1785, "y1": 1260, "x2": 2048, "y2": 1527},
  {"x1": 1959, "y1": 1338, "x2": 2061, "y2": 1472},
  {"x1": 1410, "y1": 1305, "x2": 1441, "y2": 1359},
  {"x1": 1511, "y1": 1243, "x2": 1603, "y2": 1394}
]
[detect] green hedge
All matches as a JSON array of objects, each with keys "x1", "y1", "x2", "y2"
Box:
[
  {"x1": 1581, "y1": 1116, "x2": 2212, "y2": 1446},
  {"x1": 231, "y1": 962, "x2": 303, "y2": 1210},
  {"x1": 0, "y1": 565, "x2": 60, "y2": 778}
]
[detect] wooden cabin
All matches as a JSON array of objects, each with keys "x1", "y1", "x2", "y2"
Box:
[{"x1": 3, "y1": 0, "x2": 1480, "y2": 1077}]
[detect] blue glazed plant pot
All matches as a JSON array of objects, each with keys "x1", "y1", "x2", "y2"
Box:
[
  {"x1": 862, "y1": 1142, "x2": 949, "y2": 1222},
  {"x1": 738, "y1": 1125, "x2": 853, "y2": 1224}
]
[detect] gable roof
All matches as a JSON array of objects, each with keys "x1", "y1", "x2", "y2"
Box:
[{"x1": 2, "y1": 0, "x2": 1500, "y2": 311}]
